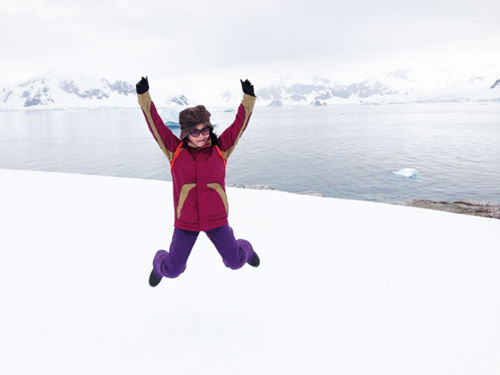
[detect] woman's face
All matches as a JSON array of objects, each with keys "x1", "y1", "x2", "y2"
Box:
[{"x1": 187, "y1": 123, "x2": 211, "y2": 147}]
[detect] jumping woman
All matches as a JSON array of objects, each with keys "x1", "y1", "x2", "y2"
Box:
[{"x1": 136, "y1": 77, "x2": 260, "y2": 287}]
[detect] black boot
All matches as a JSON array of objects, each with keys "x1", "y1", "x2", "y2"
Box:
[
  {"x1": 247, "y1": 251, "x2": 260, "y2": 267},
  {"x1": 149, "y1": 269, "x2": 163, "y2": 287}
]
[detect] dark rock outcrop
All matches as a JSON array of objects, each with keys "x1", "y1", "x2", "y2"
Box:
[
  {"x1": 229, "y1": 184, "x2": 324, "y2": 197},
  {"x1": 22, "y1": 86, "x2": 54, "y2": 107},
  {"x1": 60, "y1": 80, "x2": 109, "y2": 99},
  {"x1": 104, "y1": 79, "x2": 135, "y2": 95},
  {"x1": 170, "y1": 95, "x2": 189, "y2": 106},
  {"x1": 298, "y1": 191, "x2": 325, "y2": 197},
  {"x1": 268, "y1": 99, "x2": 283, "y2": 107},
  {"x1": 490, "y1": 79, "x2": 500, "y2": 89},
  {"x1": 407, "y1": 199, "x2": 500, "y2": 220},
  {"x1": 311, "y1": 100, "x2": 326, "y2": 106},
  {"x1": 229, "y1": 184, "x2": 275, "y2": 190}
]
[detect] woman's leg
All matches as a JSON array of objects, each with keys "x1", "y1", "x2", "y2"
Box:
[
  {"x1": 153, "y1": 228, "x2": 199, "y2": 278},
  {"x1": 205, "y1": 225, "x2": 258, "y2": 270}
]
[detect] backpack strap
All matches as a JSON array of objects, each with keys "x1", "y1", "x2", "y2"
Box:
[
  {"x1": 170, "y1": 142, "x2": 184, "y2": 169},
  {"x1": 214, "y1": 145, "x2": 227, "y2": 167}
]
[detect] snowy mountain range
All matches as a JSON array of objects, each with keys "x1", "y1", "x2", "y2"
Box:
[
  {"x1": 1, "y1": 68, "x2": 499, "y2": 110},
  {"x1": 254, "y1": 69, "x2": 500, "y2": 106},
  {"x1": 0, "y1": 72, "x2": 190, "y2": 110},
  {"x1": 256, "y1": 80, "x2": 397, "y2": 107}
]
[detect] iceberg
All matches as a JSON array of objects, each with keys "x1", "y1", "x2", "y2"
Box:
[
  {"x1": 165, "y1": 120, "x2": 180, "y2": 128},
  {"x1": 162, "y1": 118, "x2": 218, "y2": 129},
  {"x1": 393, "y1": 167, "x2": 420, "y2": 178},
  {"x1": 161, "y1": 107, "x2": 181, "y2": 124}
]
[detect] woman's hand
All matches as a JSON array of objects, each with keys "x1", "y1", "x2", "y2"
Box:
[
  {"x1": 136, "y1": 76, "x2": 149, "y2": 94},
  {"x1": 240, "y1": 79, "x2": 255, "y2": 97}
]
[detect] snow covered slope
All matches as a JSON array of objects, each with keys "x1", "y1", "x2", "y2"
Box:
[{"x1": 1, "y1": 168, "x2": 499, "y2": 374}]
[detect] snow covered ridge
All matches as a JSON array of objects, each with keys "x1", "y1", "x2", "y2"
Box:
[
  {"x1": 0, "y1": 75, "x2": 134, "y2": 109},
  {"x1": 0, "y1": 72, "x2": 190, "y2": 110},
  {"x1": 1, "y1": 68, "x2": 500, "y2": 110},
  {"x1": 256, "y1": 80, "x2": 397, "y2": 107},
  {"x1": 256, "y1": 73, "x2": 500, "y2": 106}
]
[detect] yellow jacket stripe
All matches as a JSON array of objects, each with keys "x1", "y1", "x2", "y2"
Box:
[
  {"x1": 221, "y1": 94, "x2": 256, "y2": 159},
  {"x1": 138, "y1": 92, "x2": 175, "y2": 162}
]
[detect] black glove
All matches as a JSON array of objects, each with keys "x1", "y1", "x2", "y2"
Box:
[
  {"x1": 136, "y1": 76, "x2": 149, "y2": 94},
  {"x1": 240, "y1": 79, "x2": 255, "y2": 97}
]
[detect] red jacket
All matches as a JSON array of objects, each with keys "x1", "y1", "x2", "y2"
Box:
[{"x1": 138, "y1": 91, "x2": 256, "y2": 231}]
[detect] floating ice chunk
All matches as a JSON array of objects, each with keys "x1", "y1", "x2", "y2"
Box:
[
  {"x1": 161, "y1": 107, "x2": 181, "y2": 123},
  {"x1": 165, "y1": 120, "x2": 180, "y2": 128},
  {"x1": 392, "y1": 168, "x2": 420, "y2": 178}
]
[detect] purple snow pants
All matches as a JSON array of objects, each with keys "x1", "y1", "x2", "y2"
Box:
[{"x1": 152, "y1": 225, "x2": 254, "y2": 278}]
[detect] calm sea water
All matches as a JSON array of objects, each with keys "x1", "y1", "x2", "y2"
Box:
[{"x1": 1, "y1": 103, "x2": 499, "y2": 204}]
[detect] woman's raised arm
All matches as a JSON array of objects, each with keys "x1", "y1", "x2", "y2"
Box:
[
  {"x1": 218, "y1": 79, "x2": 257, "y2": 159},
  {"x1": 136, "y1": 76, "x2": 181, "y2": 162}
]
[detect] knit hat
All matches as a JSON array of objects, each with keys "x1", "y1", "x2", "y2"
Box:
[{"x1": 179, "y1": 105, "x2": 213, "y2": 140}]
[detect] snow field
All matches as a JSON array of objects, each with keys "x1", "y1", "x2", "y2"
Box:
[{"x1": 1, "y1": 168, "x2": 499, "y2": 374}]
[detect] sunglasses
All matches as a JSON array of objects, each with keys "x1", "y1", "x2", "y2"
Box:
[{"x1": 189, "y1": 126, "x2": 211, "y2": 137}]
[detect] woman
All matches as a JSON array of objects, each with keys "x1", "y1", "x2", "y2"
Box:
[{"x1": 136, "y1": 76, "x2": 260, "y2": 287}]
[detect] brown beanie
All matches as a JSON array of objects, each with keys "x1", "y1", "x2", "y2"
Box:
[{"x1": 179, "y1": 105, "x2": 213, "y2": 140}]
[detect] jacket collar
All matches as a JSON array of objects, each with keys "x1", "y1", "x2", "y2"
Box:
[{"x1": 186, "y1": 137, "x2": 212, "y2": 150}]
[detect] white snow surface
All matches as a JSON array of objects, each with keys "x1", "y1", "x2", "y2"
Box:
[{"x1": 1, "y1": 168, "x2": 500, "y2": 374}]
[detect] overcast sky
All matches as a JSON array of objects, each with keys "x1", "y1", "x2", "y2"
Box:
[{"x1": 1, "y1": 0, "x2": 499, "y2": 88}]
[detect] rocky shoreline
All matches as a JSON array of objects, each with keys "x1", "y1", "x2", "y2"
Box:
[
  {"x1": 228, "y1": 184, "x2": 325, "y2": 197},
  {"x1": 406, "y1": 199, "x2": 500, "y2": 220},
  {"x1": 229, "y1": 184, "x2": 500, "y2": 220}
]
